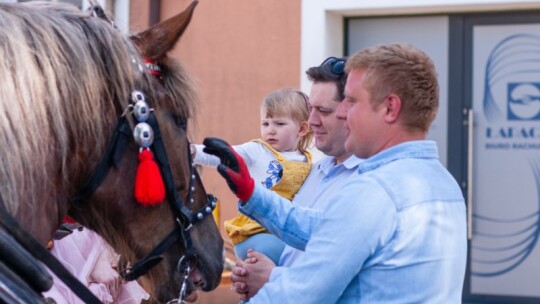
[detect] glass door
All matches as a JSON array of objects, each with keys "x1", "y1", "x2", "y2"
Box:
[{"x1": 453, "y1": 12, "x2": 540, "y2": 304}]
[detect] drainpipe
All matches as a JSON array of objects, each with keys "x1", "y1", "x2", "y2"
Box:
[{"x1": 149, "y1": 0, "x2": 161, "y2": 26}]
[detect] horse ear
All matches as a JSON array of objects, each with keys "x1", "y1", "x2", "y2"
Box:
[{"x1": 131, "y1": 0, "x2": 198, "y2": 60}]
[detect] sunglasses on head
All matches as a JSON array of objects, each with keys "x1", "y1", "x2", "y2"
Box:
[{"x1": 320, "y1": 57, "x2": 346, "y2": 75}]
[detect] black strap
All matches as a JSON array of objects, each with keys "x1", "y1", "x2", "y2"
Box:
[
  {"x1": 0, "y1": 229, "x2": 52, "y2": 293},
  {"x1": 146, "y1": 113, "x2": 195, "y2": 252},
  {"x1": 0, "y1": 261, "x2": 45, "y2": 304},
  {"x1": 122, "y1": 228, "x2": 182, "y2": 281},
  {"x1": 147, "y1": 113, "x2": 194, "y2": 226},
  {"x1": 0, "y1": 203, "x2": 101, "y2": 304},
  {"x1": 121, "y1": 194, "x2": 217, "y2": 282},
  {"x1": 74, "y1": 117, "x2": 131, "y2": 203}
]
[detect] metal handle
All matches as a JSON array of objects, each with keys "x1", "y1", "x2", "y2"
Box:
[{"x1": 466, "y1": 108, "x2": 474, "y2": 240}]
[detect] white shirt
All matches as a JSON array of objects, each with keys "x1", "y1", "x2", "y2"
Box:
[{"x1": 193, "y1": 141, "x2": 307, "y2": 189}]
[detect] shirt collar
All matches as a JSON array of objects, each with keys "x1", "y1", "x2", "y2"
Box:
[
  {"x1": 316, "y1": 155, "x2": 363, "y2": 175},
  {"x1": 357, "y1": 140, "x2": 439, "y2": 174}
]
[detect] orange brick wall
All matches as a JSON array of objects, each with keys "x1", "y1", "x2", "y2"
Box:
[
  {"x1": 129, "y1": 2, "x2": 301, "y2": 301},
  {"x1": 130, "y1": 0, "x2": 301, "y2": 250}
]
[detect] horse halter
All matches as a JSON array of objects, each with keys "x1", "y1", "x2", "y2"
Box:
[
  {"x1": 74, "y1": 84, "x2": 216, "y2": 299},
  {"x1": 124, "y1": 90, "x2": 217, "y2": 277}
]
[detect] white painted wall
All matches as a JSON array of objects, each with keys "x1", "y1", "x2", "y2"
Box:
[
  {"x1": 300, "y1": 0, "x2": 540, "y2": 91},
  {"x1": 113, "y1": 0, "x2": 129, "y2": 33},
  {"x1": 82, "y1": 0, "x2": 130, "y2": 33}
]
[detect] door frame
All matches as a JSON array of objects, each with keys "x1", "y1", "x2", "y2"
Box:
[{"x1": 448, "y1": 10, "x2": 540, "y2": 304}]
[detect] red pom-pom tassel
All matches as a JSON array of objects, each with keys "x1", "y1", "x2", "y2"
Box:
[{"x1": 134, "y1": 149, "x2": 165, "y2": 206}]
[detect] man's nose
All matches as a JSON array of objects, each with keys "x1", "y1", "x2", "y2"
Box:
[
  {"x1": 336, "y1": 101, "x2": 348, "y2": 120},
  {"x1": 308, "y1": 111, "x2": 320, "y2": 126}
]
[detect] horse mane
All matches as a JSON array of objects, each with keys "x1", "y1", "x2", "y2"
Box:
[{"x1": 0, "y1": 2, "x2": 197, "y2": 216}]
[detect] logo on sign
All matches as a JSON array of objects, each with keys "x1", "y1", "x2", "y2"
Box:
[
  {"x1": 483, "y1": 34, "x2": 540, "y2": 123},
  {"x1": 507, "y1": 82, "x2": 540, "y2": 121}
]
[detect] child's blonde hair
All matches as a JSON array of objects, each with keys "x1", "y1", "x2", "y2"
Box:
[{"x1": 261, "y1": 88, "x2": 313, "y2": 153}]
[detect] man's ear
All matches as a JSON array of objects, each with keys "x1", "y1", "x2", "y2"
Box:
[
  {"x1": 298, "y1": 121, "x2": 310, "y2": 136},
  {"x1": 383, "y1": 94, "x2": 401, "y2": 123}
]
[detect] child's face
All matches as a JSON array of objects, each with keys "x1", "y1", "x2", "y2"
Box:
[{"x1": 260, "y1": 109, "x2": 303, "y2": 152}]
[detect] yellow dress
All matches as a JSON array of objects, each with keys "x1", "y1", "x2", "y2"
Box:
[{"x1": 224, "y1": 139, "x2": 312, "y2": 245}]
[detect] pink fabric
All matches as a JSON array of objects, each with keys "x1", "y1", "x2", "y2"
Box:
[{"x1": 43, "y1": 229, "x2": 149, "y2": 304}]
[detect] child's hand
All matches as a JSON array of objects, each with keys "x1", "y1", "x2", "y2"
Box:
[
  {"x1": 202, "y1": 137, "x2": 255, "y2": 202},
  {"x1": 89, "y1": 248, "x2": 121, "y2": 300}
]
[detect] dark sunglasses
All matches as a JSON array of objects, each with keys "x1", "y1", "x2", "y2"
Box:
[{"x1": 320, "y1": 57, "x2": 346, "y2": 75}]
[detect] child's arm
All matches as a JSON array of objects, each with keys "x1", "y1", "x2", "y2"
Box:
[
  {"x1": 192, "y1": 144, "x2": 220, "y2": 167},
  {"x1": 192, "y1": 141, "x2": 261, "y2": 167}
]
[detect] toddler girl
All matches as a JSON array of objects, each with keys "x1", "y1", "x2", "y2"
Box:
[{"x1": 192, "y1": 88, "x2": 313, "y2": 264}]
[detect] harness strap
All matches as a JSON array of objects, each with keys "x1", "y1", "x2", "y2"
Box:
[
  {"x1": 0, "y1": 202, "x2": 101, "y2": 304},
  {"x1": 144, "y1": 112, "x2": 199, "y2": 274},
  {"x1": 121, "y1": 194, "x2": 217, "y2": 281},
  {"x1": 146, "y1": 113, "x2": 194, "y2": 226},
  {"x1": 0, "y1": 229, "x2": 51, "y2": 292},
  {"x1": 0, "y1": 261, "x2": 45, "y2": 304},
  {"x1": 74, "y1": 117, "x2": 131, "y2": 203},
  {"x1": 122, "y1": 228, "x2": 182, "y2": 281}
]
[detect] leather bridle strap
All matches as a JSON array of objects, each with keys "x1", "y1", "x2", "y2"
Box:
[
  {"x1": 122, "y1": 228, "x2": 182, "y2": 281},
  {"x1": 122, "y1": 193, "x2": 217, "y2": 281},
  {"x1": 73, "y1": 117, "x2": 131, "y2": 204},
  {"x1": 121, "y1": 112, "x2": 217, "y2": 281},
  {"x1": 146, "y1": 112, "x2": 195, "y2": 227}
]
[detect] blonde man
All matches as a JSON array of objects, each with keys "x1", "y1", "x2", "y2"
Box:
[{"x1": 205, "y1": 44, "x2": 467, "y2": 303}]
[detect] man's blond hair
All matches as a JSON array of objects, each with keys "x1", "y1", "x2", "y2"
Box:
[{"x1": 346, "y1": 44, "x2": 439, "y2": 132}]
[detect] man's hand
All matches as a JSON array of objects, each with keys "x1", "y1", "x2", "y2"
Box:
[
  {"x1": 231, "y1": 249, "x2": 275, "y2": 300},
  {"x1": 203, "y1": 137, "x2": 255, "y2": 202}
]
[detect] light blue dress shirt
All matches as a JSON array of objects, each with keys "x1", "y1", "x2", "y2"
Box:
[
  {"x1": 279, "y1": 155, "x2": 364, "y2": 267},
  {"x1": 240, "y1": 141, "x2": 467, "y2": 303}
]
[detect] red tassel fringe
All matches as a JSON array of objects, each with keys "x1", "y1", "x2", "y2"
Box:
[{"x1": 134, "y1": 149, "x2": 165, "y2": 206}]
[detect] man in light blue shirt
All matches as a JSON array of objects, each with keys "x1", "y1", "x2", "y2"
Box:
[
  {"x1": 229, "y1": 57, "x2": 363, "y2": 299},
  {"x1": 203, "y1": 44, "x2": 467, "y2": 303}
]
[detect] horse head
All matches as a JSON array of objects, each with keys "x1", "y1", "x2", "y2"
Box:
[{"x1": 0, "y1": 1, "x2": 222, "y2": 302}]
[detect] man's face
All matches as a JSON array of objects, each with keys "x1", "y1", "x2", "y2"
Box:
[
  {"x1": 308, "y1": 82, "x2": 349, "y2": 163},
  {"x1": 337, "y1": 69, "x2": 386, "y2": 158}
]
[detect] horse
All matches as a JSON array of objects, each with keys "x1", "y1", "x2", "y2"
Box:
[{"x1": 0, "y1": 1, "x2": 223, "y2": 302}]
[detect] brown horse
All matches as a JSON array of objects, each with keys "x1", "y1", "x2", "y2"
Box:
[{"x1": 0, "y1": 1, "x2": 223, "y2": 302}]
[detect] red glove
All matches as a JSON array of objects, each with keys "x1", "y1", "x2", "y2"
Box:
[{"x1": 203, "y1": 137, "x2": 255, "y2": 202}]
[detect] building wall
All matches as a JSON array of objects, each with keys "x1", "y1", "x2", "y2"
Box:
[
  {"x1": 130, "y1": 0, "x2": 302, "y2": 246},
  {"x1": 300, "y1": 0, "x2": 540, "y2": 91},
  {"x1": 130, "y1": 2, "x2": 301, "y2": 302}
]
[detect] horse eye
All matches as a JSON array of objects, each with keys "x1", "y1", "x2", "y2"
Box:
[{"x1": 171, "y1": 115, "x2": 187, "y2": 130}]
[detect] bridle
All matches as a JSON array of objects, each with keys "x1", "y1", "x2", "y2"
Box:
[{"x1": 74, "y1": 62, "x2": 217, "y2": 303}]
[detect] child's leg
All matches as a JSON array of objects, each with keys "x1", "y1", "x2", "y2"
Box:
[{"x1": 233, "y1": 233, "x2": 285, "y2": 265}]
